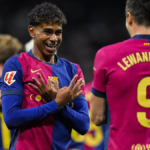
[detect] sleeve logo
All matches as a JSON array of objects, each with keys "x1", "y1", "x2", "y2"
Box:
[{"x1": 4, "y1": 71, "x2": 16, "y2": 86}]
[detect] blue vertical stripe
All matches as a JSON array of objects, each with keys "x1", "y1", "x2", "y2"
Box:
[{"x1": 50, "y1": 58, "x2": 74, "y2": 150}]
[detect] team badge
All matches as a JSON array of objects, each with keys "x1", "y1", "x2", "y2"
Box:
[
  {"x1": 48, "y1": 76, "x2": 59, "y2": 86},
  {"x1": 4, "y1": 71, "x2": 16, "y2": 86}
]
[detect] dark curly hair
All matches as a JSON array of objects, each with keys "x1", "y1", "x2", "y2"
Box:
[
  {"x1": 126, "y1": 0, "x2": 150, "y2": 27},
  {"x1": 28, "y1": 2, "x2": 67, "y2": 26}
]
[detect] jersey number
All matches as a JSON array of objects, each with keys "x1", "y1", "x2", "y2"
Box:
[{"x1": 137, "y1": 77, "x2": 150, "y2": 128}]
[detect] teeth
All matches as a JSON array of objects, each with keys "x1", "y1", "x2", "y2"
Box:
[
  {"x1": 45, "y1": 44, "x2": 57, "y2": 50},
  {"x1": 46, "y1": 43, "x2": 56, "y2": 48}
]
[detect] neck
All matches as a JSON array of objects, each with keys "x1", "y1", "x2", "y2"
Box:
[
  {"x1": 130, "y1": 25, "x2": 150, "y2": 37},
  {"x1": 32, "y1": 46, "x2": 56, "y2": 64},
  {"x1": 0, "y1": 64, "x2": 3, "y2": 78}
]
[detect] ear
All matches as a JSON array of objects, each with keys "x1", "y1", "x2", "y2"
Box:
[
  {"x1": 126, "y1": 12, "x2": 133, "y2": 25},
  {"x1": 28, "y1": 25, "x2": 35, "y2": 38}
]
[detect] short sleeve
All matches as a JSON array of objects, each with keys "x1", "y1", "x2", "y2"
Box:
[
  {"x1": 0, "y1": 56, "x2": 24, "y2": 97},
  {"x1": 92, "y1": 48, "x2": 107, "y2": 98}
]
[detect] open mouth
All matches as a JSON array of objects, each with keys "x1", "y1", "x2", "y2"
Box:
[{"x1": 45, "y1": 43, "x2": 57, "y2": 50}]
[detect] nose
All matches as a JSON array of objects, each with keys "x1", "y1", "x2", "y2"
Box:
[{"x1": 50, "y1": 34, "x2": 58, "y2": 42}]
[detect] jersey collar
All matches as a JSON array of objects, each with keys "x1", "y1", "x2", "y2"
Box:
[
  {"x1": 130, "y1": 34, "x2": 150, "y2": 40},
  {"x1": 27, "y1": 49, "x2": 60, "y2": 66}
]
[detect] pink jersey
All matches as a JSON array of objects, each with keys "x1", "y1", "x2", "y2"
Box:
[
  {"x1": 0, "y1": 50, "x2": 88, "y2": 150},
  {"x1": 92, "y1": 35, "x2": 150, "y2": 150}
]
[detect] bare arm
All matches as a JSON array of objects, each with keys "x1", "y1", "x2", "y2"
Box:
[{"x1": 90, "y1": 93, "x2": 106, "y2": 126}]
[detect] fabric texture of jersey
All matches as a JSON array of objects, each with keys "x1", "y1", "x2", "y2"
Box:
[
  {"x1": 0, "y1": 50, "x2": 88, "y2": 150},
  {"x1": 92, "y1": 35, "x2": 150, "y2": 150}
]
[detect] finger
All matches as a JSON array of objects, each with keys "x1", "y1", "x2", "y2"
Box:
[
  {"x1": 47, "y1": 77, "x2": 52, "y2": 88},
  {"x1": 28, "y1": 83, "x2": 41, "y2": 94},
  {"x1": 37, "y1": 73, "x2": 45, "y2": 87},
  {"x1": 72, "y1": 78, "x2": 84, "y2": 93},
  {"x1": 78, "y1": 82, "x2": 84, "y2": 90},
  {"x1": 48, "y1": 78, "x2": 58, "y2": 92},
  {"x1": 32, "y1": 77, "x2": 41, "y2": 89},
  {"x1": 73, "y1": 82, "x2": 84, "y2": 95},
  {"x1": 51, "y1": 80, "x2": 59, "y2": 91},
  {"x1": 76, "y1": 82, "x2": 84, "y2": 93},
  {"x1": 59, "y1": 86, "x2": 67, "y2": 91},
  {"x1": 72, "y1": 90, "x2": 83, "y2": 99},
  {"x1": 68, "y1": 74, "x2": 78, "y2": 90}
]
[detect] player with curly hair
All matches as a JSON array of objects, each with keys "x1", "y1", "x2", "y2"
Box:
[
  {"x1": 0, "y1": 2, "x2": 89, "y2": 150},
  {"x1": 90, "y1": 0, "x2": 150, "y2": 150}
]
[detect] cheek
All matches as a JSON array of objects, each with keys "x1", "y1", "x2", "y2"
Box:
[
  {"x1": 58, "y1": 35, "x2": 62, "y2": 41},
  {"x1": 57, "y1": 43, "x2": 61, "y2": 48}
]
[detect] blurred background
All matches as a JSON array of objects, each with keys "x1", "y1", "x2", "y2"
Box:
[{"x1": 0, "y1": 0, "x2": 128, "y2": 83}]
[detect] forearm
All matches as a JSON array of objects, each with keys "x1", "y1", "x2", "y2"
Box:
[
  {"x1": 60, "y1": 105, "x2": 90, "y2": 135},
  {"x1": 2, "y1": 95, "x2": 59, "y2": 129},
  {"x1": 90, "y1": 92, "x2": 107, "y2": 126},
  {"x1": 91, "y1": 114, "x2": 106, "y2": 126}
]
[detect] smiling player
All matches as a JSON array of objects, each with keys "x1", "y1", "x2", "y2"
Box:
[{"x1": 0, "y1": 2, "x2": 89, "y2": 150}]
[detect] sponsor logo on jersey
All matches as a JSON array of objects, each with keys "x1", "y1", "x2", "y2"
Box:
[
  {"x1": 4, "y1": 71, "x2": 16, "y2": 86},
  {"x1": 131, "y1": 144, "x2": 150, "y2": 150},
  {"x1": 144, "y1": 43, "x2": 150, "y2": 46},
  {"x1": 68, "y1": 102, "x2": 74, "y2": 108},
  {"x1": 31, "y1": 69, "x2": 42, "y2": 73},
  {"x1": 30, "y1": 94, "x2": 46, "y2": 103}
]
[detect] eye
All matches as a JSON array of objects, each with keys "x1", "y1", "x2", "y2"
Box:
[
  {"x1": 44, "y1": 31, "x2": 52, "y2": 34},
  {"x1": 55, "y1": 30, "x2": 63, "y2": 35}
]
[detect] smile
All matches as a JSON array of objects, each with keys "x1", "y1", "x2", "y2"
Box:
[{"x1": 45, "y1": 43, "x2": 57, "y2": 49}]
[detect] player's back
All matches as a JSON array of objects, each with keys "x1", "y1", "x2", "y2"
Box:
[{"x1": 100, "y1": 35, "x2": 150, "y2": 150}]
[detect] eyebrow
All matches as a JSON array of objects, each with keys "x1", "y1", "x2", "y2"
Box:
[{"x1": 43, "y1": 28, "x2": 63, "y2": 32}]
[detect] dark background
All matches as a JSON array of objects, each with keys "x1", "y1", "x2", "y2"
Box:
[{"x1": 0, "y1": 0, "x2": 129, "y2": 83}]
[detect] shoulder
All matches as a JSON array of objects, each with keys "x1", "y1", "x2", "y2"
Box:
[
  {"x1": 59, "y1": 57, "x2": 78, "y2": 67},
  {"x1": 58, "y1": 57, "x2": 84, "y2": 81},
  {"x1": 58, "y1": 57, "x2": 81, "y2": 73},
  {"x1": 95, "y1": 40, "x2": 130, "y2": 63},
  {"x1": 98, "y1": 40, "x2": 129, "y2": 55},
  {"x1": 4, "y1": 54, "x2": 21, "y2": 66},
  {"x1": 3, "y1": 54, "x2": 23, "y2": 72},
  {"x1": 5, "y1": 52, "x2": 28, "y2": 63}
]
